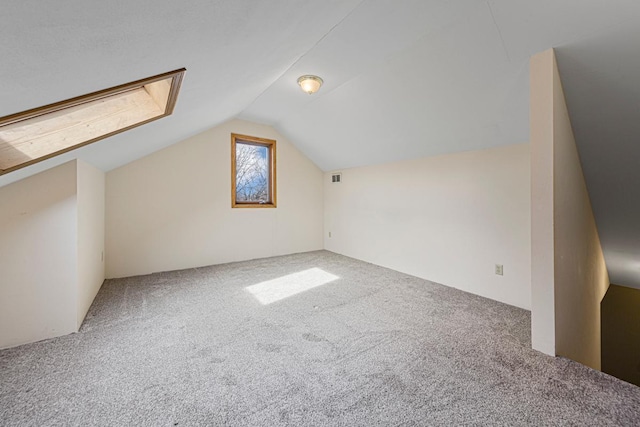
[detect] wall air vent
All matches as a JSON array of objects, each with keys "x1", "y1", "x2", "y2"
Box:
[
  {"x1": 0, "y1": 68, "x2": 186, "y2": 175},
  {"x1": 331, "y1": 173, "x2": 342, "y2": 183}
]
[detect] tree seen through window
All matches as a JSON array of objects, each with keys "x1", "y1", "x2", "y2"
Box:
[
  {"x1": 235, "y1": 142, "x2": 269, "y2": 202},
  {"x1": 231, "y1": 134, "x2": 276, "y2": 208}
]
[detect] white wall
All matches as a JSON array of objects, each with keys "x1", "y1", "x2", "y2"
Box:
[
  {"x1": 0, "y1": 159, "x2": 106, "y2": 349},
  {"x1": 551, "y1": 48, "x2": 609, "y2": 369},
  {"x1": 530, "y1": 49, "x2": 557, "y2": 357},
  {"x1": 0, "y1": 161, "x2": 78, "y2": 348},
  {"x1": 530, "y1": 49, "x2": 609, "y2": 369},
  {"x1": 324, "y1": 143, "x2": 531, "y2": 309},
  {"x1": 76, "y1": 160, "x2": 105, "y2": 328},
  {"x1": 105, "y1": 119, "x2": 324, "y2": 278}
]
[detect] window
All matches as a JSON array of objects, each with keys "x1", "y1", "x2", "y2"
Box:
[
  {"x1": 231, "y1": 134, "x2": 276, "y2": 208},
  {"x1": 0, "y1": 68, "x2": 186, "y2": 176}
]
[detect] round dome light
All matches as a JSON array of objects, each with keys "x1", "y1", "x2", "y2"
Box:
[{"x1": 297, "y1": 75, "x2": 323, "y2": 94}]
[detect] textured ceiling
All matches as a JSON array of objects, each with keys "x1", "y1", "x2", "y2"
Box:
[{"x1": 2, "y1": 1, "x2": 640, "y2": 286}]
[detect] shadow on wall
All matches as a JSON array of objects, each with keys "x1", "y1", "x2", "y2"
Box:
[
  {"x1": 0, "y1": 138, "x2": 34, "y2": 174},
  {"x1": 601, "y1": 284, "x2": 640, "y2": 387}
]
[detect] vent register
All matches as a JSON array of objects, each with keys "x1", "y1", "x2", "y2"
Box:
[{"x1": 0, "y1": 69, "x2": 185, "y2": 175}]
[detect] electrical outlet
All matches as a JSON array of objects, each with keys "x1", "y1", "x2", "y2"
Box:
[
  {"x1": 328, "y1": 231, "x2": 332, "y2": 238},
  {"x1": 495, "y1": 264, "x2": 503, "y2": 276}
]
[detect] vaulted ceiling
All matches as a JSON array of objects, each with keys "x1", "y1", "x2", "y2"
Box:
[
  {"x1": 2, "y1": 1, "x2": 640, "y2": 285},
  {"x1": 556, "y1": 24, "x2": 640, "y2": 289}
]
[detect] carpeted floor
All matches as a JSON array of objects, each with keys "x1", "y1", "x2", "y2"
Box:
[{"x1": 1, "y1": 250, "x2": 639, "y2": 426}]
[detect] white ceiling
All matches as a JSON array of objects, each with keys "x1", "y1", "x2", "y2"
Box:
[
  {"x1": 556, "y1": 23, "x2": 640, "y2": 289},
  {"x1": 2, "y1": 1, "x2": 640, "y2": 285}
]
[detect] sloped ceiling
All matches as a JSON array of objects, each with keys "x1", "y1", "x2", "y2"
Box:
[
  {"x1": 0, "y1": 0, "x2": 363, "y2": 186},
  {"x1": 556, "y1": 24, "x2": 640, "y2": 289},
  {"x1": 2, "y1": 1, "x2": 640, "y2": 288}
]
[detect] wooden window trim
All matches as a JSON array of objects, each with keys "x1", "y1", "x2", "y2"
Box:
[
  {"x1": 231, "y1": 133, "x2": 277, "y2": 208},
  {"x1": 0, "y1": 68, "x2": 186, "y2": 176}
]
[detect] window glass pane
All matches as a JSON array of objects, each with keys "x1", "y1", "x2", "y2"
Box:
[{"x1": 235, "y1": 142, "x2": 269, "y2": 203}]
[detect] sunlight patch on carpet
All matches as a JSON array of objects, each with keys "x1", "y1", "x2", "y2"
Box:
[{"x1": 245, "y1": 267, "x2": 339, "y2": 305}]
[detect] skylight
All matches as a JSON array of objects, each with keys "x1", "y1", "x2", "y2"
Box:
[{"x1": 0, "y1": 68, "x2": 186, "y2": 175}]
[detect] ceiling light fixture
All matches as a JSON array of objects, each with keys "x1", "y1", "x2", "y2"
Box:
[{"x1": 297, "y1": 75, "x2": 323, "y2": 95}]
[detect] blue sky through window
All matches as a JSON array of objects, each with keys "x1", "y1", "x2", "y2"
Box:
[{"x1": 236, "y1": 142, "x2": 270, "y2": 203}]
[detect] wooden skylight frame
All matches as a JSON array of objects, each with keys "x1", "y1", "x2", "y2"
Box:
[{"x1": 0, "y1": 68, "x2": 186, "y2": 175}]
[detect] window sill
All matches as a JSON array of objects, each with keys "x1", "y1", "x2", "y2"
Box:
[{"x1": 232, "y1": 203, "x2": 277, "y2": 209}]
